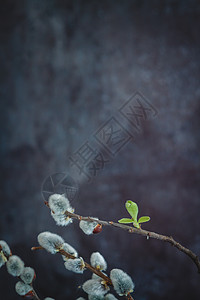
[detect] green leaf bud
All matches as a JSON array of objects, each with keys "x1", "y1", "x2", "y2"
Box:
[
  {"x1": 118, "y1": 218, "x2": 133, "y2": 224},
  {"x1": 125, "y1": 201, "x2": 138, "y2": 221},
  {"x1": 138, "y1": 216, "x2": 150, "y2": 223}
]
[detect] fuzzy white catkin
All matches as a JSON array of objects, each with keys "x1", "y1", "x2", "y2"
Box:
[
  {"x1": 92, "y1": 272, "x2": 107, "y2": 280},
  {"x1": 20, "y1": 267, "x2": 35, "y2": 284},
  {"x1": 6, "y1": 255, "x2": 24, "y2": 277},
  {"x1": 44, "y1": 298, "x2": 56, "y2": 300},
  {"x1": 90, "y1": 252, "x2": 107, "y2": 271},
  {"x1": 61, "y1": 243, "x2": 78, "y2": 261},
  {"x1": 79, "y1": 218, "x2": 99, "y2": 235},
  {"x1": 37, "y1": 232, "x2": 64, "y2": 254},
  {"x1": 15, "y1": 281, "x2": 33, "y2": 296},
  {"x1": 51, "y1": 211, "x2": 73, "y2": 226},
  {"x1": 105, "y1": 293, "x2": 118, "y2": 300},
  {"x1": 0, "y1": 240, "x2": 11, "y2": 257},
  {"x1": 110, "y1": 269, "x2": 134, "y2": 296},
  {"x1": 82, "y1": 279, "x2": 110, "y2": 296},
  {"x1": 48, "y1": 194, "x2": 72, "y2": 214},
  {"x1": 88, "y1": 295, "x2": 104, "y2": 300},
  {"x1": 0, "y1": 240, "x2": 11, "y2": 267},
  {"x1": 0, "y1": 252, "x2": 7, "y2": 268},
  {"x1": 76, "y1": 298, "x2": 86, "y2": 300},
  {"x1": 64, "y1": 257, "x2": 85, "y2": 273}
]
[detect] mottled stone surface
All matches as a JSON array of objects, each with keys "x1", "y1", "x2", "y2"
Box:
[{"x1": 0, "y1": 0, "x2": 200, "y2": 299}]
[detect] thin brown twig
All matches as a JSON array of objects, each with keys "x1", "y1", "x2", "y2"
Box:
[
  {"x1": 64, "y1": 210, "x2": 200, "y2": 273},
  {"x1": 32, "y1": 288, "x2": 41, "y2": 300},
  {"x1": 31, "y1": 246, "x2": 43, "y2": 251},
  {"x1": 127, "y1": 293, "x2": 134, "y2": 300}
]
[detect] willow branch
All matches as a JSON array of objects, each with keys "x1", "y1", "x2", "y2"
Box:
[
  {"x1": 32, "y1": 246, "x2": 133, "y2": 300},
  {"x1": 31, "y1": 289, "x2": 41, "y2": 300},
  {"x1": 64, "y1": 210, "x2": 200, "y2": 273},
  {"x1": 1, "y1": 245, "x2": 41, "y2": 300},
  {"x1": 126, "y1": 293, "x2": 134, "y2": 300},
  {"x1": 59, "y1": 248, "x2": 112, "y2": 285}
]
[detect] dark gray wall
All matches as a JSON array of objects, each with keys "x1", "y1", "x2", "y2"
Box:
[{"x1": 0, "y1": 0, "x2": 200, "y2": 299}]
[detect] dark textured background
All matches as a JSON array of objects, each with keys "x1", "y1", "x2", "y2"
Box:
[{"x1": 0, "y1": 0, "x2": 200, "y2": 299}]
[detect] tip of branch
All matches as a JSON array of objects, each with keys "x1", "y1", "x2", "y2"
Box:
[{"x1": 31, "y1": 246, "x2": 43, "y2": 251}]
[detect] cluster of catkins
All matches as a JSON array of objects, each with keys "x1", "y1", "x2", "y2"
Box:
[
  {"x1": 0, "y1": 239, "x2": 35, "y2": 297},
  {"x1": 80, "y1": 267, "x2": 134, "y2": 299},
  {"x1": 37, "y1": 231, "x2": 134, "y2": 299},
  {"x1": 80, "y1": 256, "x2": 134, "y2": 299},
  {"x1": 0, "y1": 240, "x2": 54, "y2": 299},
  {"x1": 38, "y1": 231, "x2": 85, "y2": 273},
  {"x1": 1, "y1": 193, "x2": 135, "y2": 299},
  {"x1": 48, "y1": 194, "x2": 102, "y2": 234}
]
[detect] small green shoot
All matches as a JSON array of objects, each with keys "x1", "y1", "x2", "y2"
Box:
[{"x1": 118, "y1": 200, "x2": 150, "y2": 229}]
